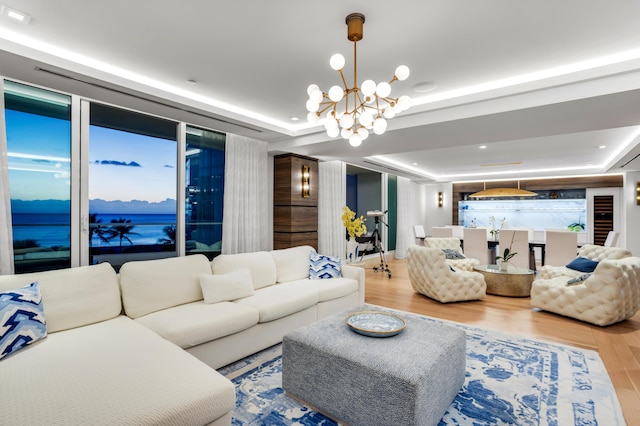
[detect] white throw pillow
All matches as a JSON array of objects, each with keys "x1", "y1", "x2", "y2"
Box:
[{"x1": 200, "y1": 269, "x2": 254, "y2": 304}]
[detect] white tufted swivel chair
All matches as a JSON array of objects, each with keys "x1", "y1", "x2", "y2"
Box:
[
  {"x1": 407, "y1": 245, "x2": 486, "y2": 303},
  {"x1": 531, "y1": 256, "x2": 640, "y2": 326},
  {"x1": 538, "y1": 244, "x2": 632, "y2": 280},
  {"x1": 422, "y1": 237, "x2": 480, "y2": 271}
]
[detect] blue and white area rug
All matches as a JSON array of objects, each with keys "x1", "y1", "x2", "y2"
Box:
[{"x1": 218, "y1": 312, "x2": 625, "y2": 425}]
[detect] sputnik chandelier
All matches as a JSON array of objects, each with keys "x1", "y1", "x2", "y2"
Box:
[{"x1": 305, "y1": 13, "x2": 411, "y2": 147}]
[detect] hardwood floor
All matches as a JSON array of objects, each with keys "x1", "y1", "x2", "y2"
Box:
[{"x1": 362, "y1": 257, "x2": 640, "y2": 425}]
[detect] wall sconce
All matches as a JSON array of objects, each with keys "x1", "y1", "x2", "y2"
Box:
[
  {"x1": 302, "y1": 165, "x2": 310, "y2": 198},
  {"x1": 636, "y1": 182, "x2": 640, "y2": 206},
  {"x1": 437, "y1": 192, "x2": 443, "y2": 208}
]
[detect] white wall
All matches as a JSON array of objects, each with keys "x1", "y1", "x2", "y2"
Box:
[
  {"x1": 416, "y1": 182, "x2": 454, "y2": 234},
  {"x1": 624, "y1": 172, "x2": 640, "y2": 255}
]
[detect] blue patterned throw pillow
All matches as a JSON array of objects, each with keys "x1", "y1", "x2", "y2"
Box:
[
  {"x1": 442, "y1": 249, "x2": 465, "y2": 259},
  {"x1": 567, "y1": 273, "x2": 592, "y2": 286},
  {"x1": 309, "y1": 252, "x2": 342, "y2": 279},
  {"x1": 0, "y1": 282, "x2": 47, "y2": 360}
]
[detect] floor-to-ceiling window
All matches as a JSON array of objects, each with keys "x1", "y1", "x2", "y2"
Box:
[
  {"x1": 185, "y1": 126, "x2": 225, "y2": 259},
  {"x1": 87, "y1": 103, "x2": 177, "y2": 269},
  {"x1": 3, "y1": 79, "x2": 226, "y2": 273},
  {"x1": 4, "y1": 81, "x2": 72, "y2": 273}
]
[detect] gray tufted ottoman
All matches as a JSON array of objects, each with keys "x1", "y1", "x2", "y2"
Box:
[{"x1": 282, "y1": 305, "x2": 466, "y2": 426}]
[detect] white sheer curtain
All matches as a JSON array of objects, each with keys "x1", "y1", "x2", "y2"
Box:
[
  {"x1": 221, "y1": 133, "x2": 269, "y2": 254},
  {"x1": 394, "y1": 176, "x2": 412, "y2": 259},
  {"x1": 0, "y1": 81, "x2": 14, "y2": 274},
  {"x1": 318, "y1": 160, "x2": 345, "y2": 257}
]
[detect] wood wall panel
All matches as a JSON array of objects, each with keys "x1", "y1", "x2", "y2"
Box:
[
  {"x1": 274, "y1": 154, "x2": 318, "y2": 207},
  {"x1": 274, "y1": 232, "x2": 318, "y2": 251},
  {"x1": 273, "y1": 206, "x2": 318, "y2": 232},
  {"x1": 273, "y1": 154, "x2": 319, "y2": 249}
]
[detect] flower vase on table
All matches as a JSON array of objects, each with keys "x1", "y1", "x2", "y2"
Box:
[
  {"x1": 342, "y1": 206, "x2": 367, "y2": 263},
  {"x1": 346, "y1": 238, "x2": 358, "y2": 263},
  {"x1": 500, "y1": 261, "x2": 509, "y2": 272}
]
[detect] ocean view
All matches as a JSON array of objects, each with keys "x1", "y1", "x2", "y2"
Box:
[{"x1": 13, "y1": 213, "x2": 177, "y2": 248}]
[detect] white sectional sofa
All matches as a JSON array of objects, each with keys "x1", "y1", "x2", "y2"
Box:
[{"x1": 0, "y1": 245, "x2": 364, "y2": 425}]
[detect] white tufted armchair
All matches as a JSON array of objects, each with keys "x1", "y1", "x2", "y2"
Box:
[
  {"x1": 421, "y1": 237, "x2": 480, "y2": 272},
  {"x1": 407, "y1": 245, "x2": 486, "y2": 303},
  {"x1": 538, "y1": 244, "x2": 632, "y2": 280},
  {"x1": 531, "y1": 256, "x2": 640, "y2": 326}
]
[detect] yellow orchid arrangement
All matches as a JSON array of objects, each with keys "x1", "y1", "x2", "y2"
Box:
[{"x1": 341, "y1": 206, "x2": 367, "y2": 239}]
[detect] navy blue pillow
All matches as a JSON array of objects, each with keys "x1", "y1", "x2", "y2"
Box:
[{"x1": 566, "y1": 257, "x2": 599, "y2": 273}]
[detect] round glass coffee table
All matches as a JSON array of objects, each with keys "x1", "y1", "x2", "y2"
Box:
[{"x1": 473, "y1": 264, "x2": 535, "y2": 297}]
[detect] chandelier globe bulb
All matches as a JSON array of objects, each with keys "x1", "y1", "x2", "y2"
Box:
[
  {"x1": 307, "y1": 84, "x2": 320, "y2": 96},
  {"x1": 361, "y1": 80, "x2": 376, "y2": 97},
  {"x1": 373, "y1": 117, "x2": 387, "y2": 135},
  {"x1": 324, "y1": 116, "x2": 338, "y2": 130},
  {"x1": 357, "y1": 127, "x2": 369, "y2": 140},
  {"x1": 327, "y1": 127, "x2": 340, "y2": 138},
  {"x1": 339, "y1": 114, "x2": 354, "y2": 129},
  {"x1": 341, "y1": 128, "x2": 353, "y2": 139},
  {"x1": 358, "y1": 111, "x2": 374, "y2": 127},
  {"x1": 383, "y1": 107, "x2": 396, "y2": 119},
  {"x1": 328, "y1": 85, "x2": 344, "y2": 102},
  {"x1": 305, "y1": 99, "x2": 320, "y2": 113},
  {"x1": 307, "y1": 112, "x2": 320, "y2": 123},
  {"x1": 376, "y1": 81, "x2": 391, "y2": 98},
  {"x1": 309, "y1": 89, "x2": 323, "y2": 103},
  {"x1": 397, "y1": 95, "x2": 411, "y2": 111},
  {"x1": 349, "y1": 134, "x2": 362, "y2": 147},
  {"x1": 395, "y1": 65, "x2": 410, "y2": 81},
  {"x1": 330, "y1": 54, "x2": 345, "y2": 71}
]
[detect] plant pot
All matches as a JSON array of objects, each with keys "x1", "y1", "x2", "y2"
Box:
[
  {"x1": 346, "y1": 238, "x2": 358, "y2": 263},
  {"x1": 500, "y1": 261, "x2": 509, "y2": 272}
]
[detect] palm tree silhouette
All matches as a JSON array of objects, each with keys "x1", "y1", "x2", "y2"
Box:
[
  {"x1": 89, "y1": 214, "x2": 112, "y2": 245},
  {"x1": 157, "y1": 224, "x2": 176, "y2": 245},
  {"x1": 107, "y1": 218, "x2": 140, "y2": 252}
]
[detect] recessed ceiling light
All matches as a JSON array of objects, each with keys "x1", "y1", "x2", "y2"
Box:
[
  {"x1": 479, "y1": 145, "x2": 487, "y2": 149},
  {"x1": 412, "y1": 162, "x2": 419, "y2": 166},
  {"x1": 289, "y1": 116, "x2": 301, "y2": 121},
  {"x1": 186, "y1": 79, "x2": 197, "y2": 85},
  {"x1": 598, "y1": 145, "x2": 606, "y2": 149},
  {"x1": 1, "y1": 6, "x2": 31, "y2": 24},
  {"x1": 412, "y1": 81, "x2": 437, "y2": 93}
]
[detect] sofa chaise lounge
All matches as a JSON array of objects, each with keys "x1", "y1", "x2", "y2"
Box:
[{"x1": 0, "y1": 245, "x2": 364, "y2": 425}]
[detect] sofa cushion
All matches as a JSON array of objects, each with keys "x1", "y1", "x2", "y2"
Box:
[
  {"x1": 271, "y1": 245, "x2": 313, "y2": 283},
  {"x1": 309, "y1": 252, "x2": 342, "y2": 279},
  {"x1": 566, "y1": 256, "x2": 599, "y2": 273},
  {"x1": 0, "y1": 316, "x2": 235, "y2": 425},
  {"x1": 0, "y1": 262, "x2": 120, "y2": 333},
  {"x1": 0, "y1": 282, "x2": 47, "y2": 360},
  {"x1": 119, "y1": 254, "x2": 212, "y2": 319},
  {"x1": 200, "y1": 269, "x2": 254, "y2": 304},
  {"x1": 135, "y1": 301, "x2": 259, "y2": 348},
  {"x1": 211, "y1": 251, "x2": 277, "y2": 289},
  {"x1": 235, "y1": 285, "x2": 319, "y2": 322},
  {"x1": 282, "y1": 278, "x2": 359, "y2": 302}
]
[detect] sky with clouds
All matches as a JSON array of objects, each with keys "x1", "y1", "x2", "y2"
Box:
[{"x1": 6, "y1": 109, "x2": 176, "y2": 203}]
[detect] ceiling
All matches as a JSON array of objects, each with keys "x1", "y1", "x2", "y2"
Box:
[{"x1": 2, "y1": 1, "x2": 640, "y2": 183}]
